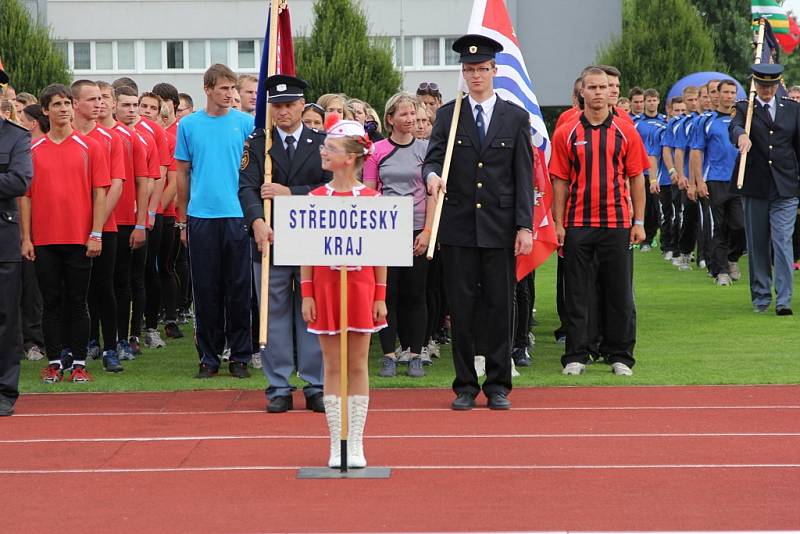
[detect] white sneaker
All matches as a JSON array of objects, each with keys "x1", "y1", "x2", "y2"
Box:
[
  {"x1": 510, "y1": 358, "x2": 520, "y2": 378},
  {"x1": 427, "y1": 340, "x2": 440, "y2": 358},
  {"x1": 699, "y1": 259, "x2": 707, "y2": 270},
  {"x1": 474, "y1": 355, "x2": 486, "y2": 377},
  {"x1": 611, "y1": 362, "x2": 633, "y2": 376},
  {"x1": 25, "y1": 345, "x2": 45, "y2": 361},
  {"x1": 664, "y1": 251, "x2": 674, "y2": 261},
  {"x1": 143, "y1": 328, "x2": 167, "y2": 349},
  {"x1": 221, "y1": 347, "x2": 231, "y2": 362},
  {"x1": 562, "y1": 362, "x2": 586, "y2": 376},
  {"x1": 419, "y1": 346, "x2": 433, "y2": 366},
  {"x1": 250, "y1": 352, "x2": 262, "y2": 369},
  {"x1": 729, "y1": 261, "x2": 742, "y2": 281},
  {"x1": 640, "y1": 244, "x2": 652, "y2": 252},
  {"x1": 678, "y1": 254, "x2": 692, "y2": 271},
  {"x1": 716, "y1": 273, "x2": 732, "y2": 286},
  {"x1": 395, "y1": 347, "x2": 411, "y2": 363}
]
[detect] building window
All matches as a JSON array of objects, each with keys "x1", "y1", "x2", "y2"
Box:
[
  {"x1": 444, "y1": 38, "x2": 460, "y2": 66},
  {"x1": 423, "y1": 38, "x2": 440, "y2": 66},
  {"x1": 238, "y1": 40, "x2": 255, "y2": 69},
  {"x1": 53, "y1": 41, "x2": 68, "y2": 66},
  {"x1": 95, "y1": 41, "x2": 113, "y2": 70},
  {"x1": 117, "y1": 41, "x2": 135, "y2": 70},
  {"x1": 188, "y1": 40, "x2": 205, "y2": 69},
  {"x1": 73, "y1": 42, "x2": 91, "y2": 70},
  {"x1": 145, "y1": 40, "x2": 162, "y2": 70},
  {"x1": 394, "y1": 37, "x2": 413, "y2": 67},
  {"x1": 210, "y1": 39, "x2": 228, "y2": 64},
  {"x1": 167, "y1": 41, "x2": 184, "y2": 69}
]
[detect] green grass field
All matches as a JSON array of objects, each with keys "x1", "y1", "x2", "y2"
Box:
[{"x1": 19, "y1": 249, "x2": 800, "y2": 393}]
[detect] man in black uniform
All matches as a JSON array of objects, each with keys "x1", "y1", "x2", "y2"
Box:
[
  {"x1": 0, "y1": 65, "x2": 34, "y2": 416},
  {"x1": 424, "y1": 34, "x2": 534, "y2": 411},
  {"x1": 730, "y1": 63, "x2": 800, "y2": 315},
  {"x1": 238, "y1": 75, "x2": 330, "y2": 413}
]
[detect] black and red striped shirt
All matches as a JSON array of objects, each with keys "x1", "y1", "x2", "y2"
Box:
[{"x1": 549, "y1": 112, "x2": 647, "y2": 229}]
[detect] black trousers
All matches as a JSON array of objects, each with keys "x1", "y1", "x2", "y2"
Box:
[
  {"x1": 792, "y1": 210, "x2": 800, "y2": 262},
  {"x1": 697, "y1": 197, "x2": 712, "y2": 264},
  {"x1": 658, "y1": 185, "x2": 680, "y2": 254},
  {"x1": 176, "y1": 241, "x2": 192, "y2": 311},
  {"x1": 187, "y1": 217, "x2": 252, "y2": 367},
  {"x1": 424, "y1": 249, "x2": 445, "y2": 343},
  {"x1": 145, "y1": 215, "x2": 164, "y2": 329},
  {"x1": 644, "y1": 190, "x2": 660, "y2": 246},
  {"x1": 0, "y1": 261, "x2": 22, "y2": 404},
  {"x1": 512, "y1": 273, "x2": 533, "y2": 350},
  {"x1": 562, "y1": 228, "x2": 636, "y2": 368},
  {"x1": 159, "y1": 216, "x2": 180, "y2": 323},
  {"x1": 88, "y1": 232, "x2": 117, "y2": 351},
  {"x1": 21, "y1": 258, "x2": 43, "y2": 351},
  {"x1": 678, "y1": 191, "x2": 699, "y2": 256},
  {"x1": 379, "y1": 233, "x2": 428, "y2": 355},
  {"x1": 115, "y1": 226, "x2": 147, "y2": 341},
  {"x1": 706, "y1": 181, "x2": 745, "y2": 276},
  {"x1": 34, "y1": 245, "x2": 92, "y2": 362},
  {"x1": 441, "y1": 245, "x2": 515, "y2": 397},
  {"x1": 554, "y1": 255, "x2": 567, "y2": 340}
]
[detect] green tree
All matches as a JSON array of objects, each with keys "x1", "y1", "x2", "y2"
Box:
[
  {"x1": 0, "y1": 0, "x2": 71, "y2": 96},
  {"x1": 691, "y1": 0, "x2": 752, "y2": 82},
  {"x1": 295, "y1": 0, "x2": 402, "y2": 111},
  {"x1": 597, "y1": 0, "x2": 717, "y2": 103}
]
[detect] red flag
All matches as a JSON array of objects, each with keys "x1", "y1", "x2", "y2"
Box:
[
  {"x1": 515, "y1": 147, "x2": 559, "y2": 281},
  {"x1": 255, "y1": 2, "x2": 296, "y2": 129},
  {"x1": 777, "y1": 14, "x2": 800, "y2": 54},
  {"x1": 276, "y1": 4, "x2": 295, "y2": 75}
]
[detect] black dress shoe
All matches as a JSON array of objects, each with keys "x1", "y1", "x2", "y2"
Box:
[
  {"x1": 266, "y1": 395, "x2": 293, "y2": 413},
  {"x1": 487, "y1": 392, "x2": 511, "y2": 410},
  {"x1": 229, "y1": 361, "x2": 251, "y2": 379},
  {"x1": 451, "y1": 393, "x2": 476, "y2": 411},
  {"x1": 305, "y1": 393, "x2": 325, "y2": 413},
  {"x1": 776, "y1": 307, "x2": 794, "y2": 316},
  {"x1": 0, "y1": 398, "x2": 14, "y2": 416},
  {"x1": 512, "y1": 347, "x2": 532, "y2": 367}
]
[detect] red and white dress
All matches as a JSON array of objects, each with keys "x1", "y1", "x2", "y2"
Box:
[{"x1": 306, "y1": 183, "x2": 388, "y2": 335}]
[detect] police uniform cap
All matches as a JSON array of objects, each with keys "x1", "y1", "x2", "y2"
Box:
[
  {"x1": 751, "y1": 63, "x2": 783, "y2": 85},
  {"x1": 265, "y1": 74, "x2": 307, "y2": 103},
  {"x1": 451, "y1": 34, "x2": 503, "y2": 64}
]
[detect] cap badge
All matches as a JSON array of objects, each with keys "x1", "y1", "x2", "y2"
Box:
[
  {"x1": 277, "y1": 84, "x2": 287, "y2": 92},
  {"x1": 469, "y1": 45, "x2": 478, "y2": 54}
]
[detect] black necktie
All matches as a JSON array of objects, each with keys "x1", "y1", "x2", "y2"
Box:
[
  {"x1": 285, "y1": 135, "x2": 296, "y2": 161},
  {"x1": 475, "y1": 104, "x2": 486, "y2": 146}
]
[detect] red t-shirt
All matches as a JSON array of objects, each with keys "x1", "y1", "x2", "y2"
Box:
[
  {"x1": 136, "y1": 116, "x2": 172, "y2": 168},
  {"x1": 133, "y1": 124, "x2": 162, "y2": 180},
  {"x1": 28, "y1": 132, "x2": 111, "y2": 246},
  {"x1": 113, "y1": 121, "x2": 150, "y2": 226},
  {"x1": 549, "y1": 113, "x2": 647, "y2": 229},
  {"x1": 161, "y1": 127, "x2": 178, "y2": 217},
  {"x1": 86, "y1": 125, "x2": 126, "y2": 232}
]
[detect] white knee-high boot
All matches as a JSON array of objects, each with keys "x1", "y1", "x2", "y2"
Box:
[
  {"x1": 323, "y1": 395, "x2": 341, "y2": 468},
  {"x1": 347, "y1": 395, "x2": 369, "y2": 468}
]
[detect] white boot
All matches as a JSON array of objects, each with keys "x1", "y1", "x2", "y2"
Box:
[
  {"x1": 347, "y1": 395, "x2": 369, "y2": 468},
  {"x1": 323, "y1": 395, "x2": 341, "y2": 468}
]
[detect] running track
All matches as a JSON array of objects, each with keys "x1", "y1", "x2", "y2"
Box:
[{"x1": 3, "y1": 386, "x2": 799, "y2": 533}]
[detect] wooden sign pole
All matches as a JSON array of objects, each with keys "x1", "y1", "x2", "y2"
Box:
[{"x1": 737, "y1": 18, "x2": 766, "y2": 190}]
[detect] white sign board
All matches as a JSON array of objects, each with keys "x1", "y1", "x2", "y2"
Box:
[{"x1": 273, "y1": 195, "x2": 414, "y2": 267}]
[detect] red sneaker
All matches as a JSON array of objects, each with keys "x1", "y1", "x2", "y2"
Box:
[
  {"x1": 68, "y1": 366, "x2": 93, "y2": 383},
  {"x1": 40, "y1": 365, "x2": 63, "y2": 384}
]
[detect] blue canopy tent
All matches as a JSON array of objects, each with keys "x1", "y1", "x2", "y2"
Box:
[{"x1": 666, "y1": 72, "x2": 747, "y2": 103}]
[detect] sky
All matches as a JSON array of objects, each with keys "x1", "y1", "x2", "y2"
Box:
[{"x1": 782, "y1": 0, "x2": 800, "y2": 17}]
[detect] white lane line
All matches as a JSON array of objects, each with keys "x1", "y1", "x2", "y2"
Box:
[
  {"x1": 1, "y1": 463, "x2": 798, "y2": 475},
  {"x1": 2, "y1": 432, "x2": 799, "y2": 444},
  {"x1": 11, "y1": 405, "x2": 800, "y2": 417}
]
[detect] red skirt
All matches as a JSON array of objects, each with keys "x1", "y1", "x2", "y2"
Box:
[{"x1": 308, "y1": 266, "x2": 387, "y2": 335}]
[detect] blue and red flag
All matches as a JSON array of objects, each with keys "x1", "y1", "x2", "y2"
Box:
[
  {"x1": 467, "y1": 0, "x2": 557, "y2": 279},
  {"x1": 254, "y1": 1, "x2": 296, "y2": 130}
]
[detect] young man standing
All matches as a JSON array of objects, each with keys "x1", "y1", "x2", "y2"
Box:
[
  {"x1": 635, "y1": 88, "x2": 667, "y2": 251},
  {"x1": 176, "y1": 64, "x2": 255, "y2": 378},
  {"x1": 671, "y1": 85, "x2": 701, "y2": 271},
  {"x1": 20, "y1": 84, "x2": 110, "y2": 383},
  {"x1": 424, "y1": 35, "x2": 533, "y2": 410},
  {"x1": 629, "y1": 86, "x2": 645, "y2": 118},
  {"x1": 71, "y1": 80, "x2": 126, "y2": 372},
  {"x1": 237, "y1": 74, "x2": 258, "y2": 115},
  {"x1": 549, "y1": 67, "x2": 647, "y2": 377}
]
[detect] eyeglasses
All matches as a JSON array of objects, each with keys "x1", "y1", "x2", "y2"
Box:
[
  {"x1": 304, "y1": 103, "x2": 324, "y2": 113},
  {"x1": 319, "y1": 143, "x2": 346, "y2": 155},
  {"x1": 417, "y1": 82, "x2": 440, "y2": 93},
  {"x1": 462, "y1": 67, "x2": 493, "y2": 75}
]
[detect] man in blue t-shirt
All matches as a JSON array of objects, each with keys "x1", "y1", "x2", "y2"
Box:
[
  {"x1": 635, "y1": 88, "x2": 667, "y2": 251},
  {"x1": 689, "y1": 79, "x2": 745, "y2": 286},
  {"x1": 175, "y1": 63, "x2": 255, "y2": 379},
  {"x1": 660, "y1": 97, "x2": 688, "y2": 263}
]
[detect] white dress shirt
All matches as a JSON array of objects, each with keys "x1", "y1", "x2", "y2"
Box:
[
  {"x1": 277, "y1": 123, "x2": 304, "y2": 151},
  {"x1": 756, "y1": 96, "x2": 777, "y2": 121}
]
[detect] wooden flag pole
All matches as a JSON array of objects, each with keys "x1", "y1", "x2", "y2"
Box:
[
  {"x1": 737, "y1": 18, "x2": 766, "y2": 190},
  {"x1": 338, "y1": 267, "x2": 349, "y2": 472},
  {"x1": 259, "y1": 0, "x2": 282, "y2": 348},
  {"x1": 426, "y1": 90, "x2": 464, "y2": 260}
]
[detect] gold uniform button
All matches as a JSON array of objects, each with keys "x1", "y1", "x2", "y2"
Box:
[
  {"x1": 477, "y1": 182, "x2": 483, "y2": 188},
  {"x1": 478, "y1": 162, "x2": 484, "y2": 168},
  {"x1": 476, "y1": 203, "x2": 482, "y2": 209}
]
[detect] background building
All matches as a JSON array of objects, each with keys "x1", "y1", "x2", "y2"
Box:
[{"x1": 43, "y1": 0, "x2": 620, "y2": 107}]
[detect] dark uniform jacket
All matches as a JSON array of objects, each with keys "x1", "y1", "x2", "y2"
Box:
[
  {"x1": 0, "y1": 118, "x2": 33, "y2": 262},
  {"x1": 238, "y1": 124, "x2": 330, "y2": 231},
  {"x1": 423, "y1": 96, "x2": 533, "y2": 248},
  {"x1": 729, "y1": 97, "x2": 800, "y2": 199}
]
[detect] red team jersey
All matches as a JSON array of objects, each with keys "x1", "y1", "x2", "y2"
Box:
[
  {"x1": 161, "y1": 125, "x2": 178, "y2": 217},
  {"x1": 28, "y1": 132, "x2": 111, "y2": 246},
  {"x1": 133, "y1": 124, "x2": 162, "y2": 180},
  {"x1": 86, "y1": 125, "x2": 126, "y2": 232},
  {"x1": 136, "y1": 116, "x2": 172, "y2": 168},
  {"x1": 113, "y1": 121, "x2": 150, "y2": 226},
  {"x1": 549, "y1": 113, "x2": 647, "y2": 229}
]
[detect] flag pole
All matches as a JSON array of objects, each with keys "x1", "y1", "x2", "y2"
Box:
[
  {"x1": 259, "y1": 0, "x2": 282, "y2": 348},
  {"x1": 426, "y1": 89, "x2": 464, "y2": 260},
  {"x1": 737, "y1": 17, "x2": 766, "y2": 190}
]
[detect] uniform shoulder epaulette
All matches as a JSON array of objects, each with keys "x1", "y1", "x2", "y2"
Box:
[
  {"x1": 781, "y1": 96, "x2": 798, "y2": 104},
  {"x1": 248, "y1": 128, "x2": 266, "y2": 139},
  {"x1": 307, "y1": 127, "x2": 326, "y2": 138},
  {"x1": 736, "y1": 98, "x2": 748, "y2": 104}
]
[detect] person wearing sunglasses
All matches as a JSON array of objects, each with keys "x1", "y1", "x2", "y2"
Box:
[
  {"x1": 302, "y1": 103, "x2": 325, "y2": 131},
  {"x1": 416, "y1": 82, "x2": 443, "y2": 124}
]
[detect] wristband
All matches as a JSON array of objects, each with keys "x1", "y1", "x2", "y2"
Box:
[
  {"x1": 374, "y1": 283, "x2": 387, "y2": 301},
  {"x1": 668, "y1": 167, "x2": 677, "y2": 176},
  {"x1": 148, "y1": 210, "x2": 156, "y2": 217},
  {"x1": 633, "y1": 219, "x2": 645, "y2": 226},
  {"x1": 649, "y1": 179, "x2": 657, "y2": 185},
  {"x1": 134, "y1": 225, "x2": 146, "y2": 230},
  {"x1": 90, "y1": 231, "x2": 102, "y2": 239},
  {"x1": 517, "y1": 227, "x2": 532, "y2": 234},
  {"x1": 89, "y1": 234, "x2": 103, "y2": 242},
  {"x1": 300, "y1": 280, "x2": 314, "y2": 299},
  {"x1": 175, "y1": 222, "x2": 187, "y2": 230}
]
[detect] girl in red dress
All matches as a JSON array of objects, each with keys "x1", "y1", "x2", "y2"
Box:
[{"x1": 301, "y1": 115, "x2": 388, "y2": 468}]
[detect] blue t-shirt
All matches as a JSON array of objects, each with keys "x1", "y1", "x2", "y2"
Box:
[
  {"x1": 689, "y1": 111, "x2": 738, "y2": 182},
  {"x1": 671, "y1": 112, "x2": 701, "y2": 176},
  {"x1": 175, "y1": 109, "x2": 255, "y2": 218},
  {"x1": 635, "y1": 114, "x2": 667, "y2": 177},
  {"x1": 646, "y1": 123, "x2": 671, "y2": 186}
]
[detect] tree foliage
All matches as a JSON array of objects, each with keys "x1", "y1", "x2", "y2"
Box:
[
  {"x1": 691, "y1": 0, "x2": 752, "y2": 82},
  {"x1": 0, "y1": 0, "x2": 71, "y2": 96},
  {"x1": 597, "y1": 0, "x2": 717, "y2": 101},
  {"x1": 295, "y1": 0, "x2": 402, "y2": 111}
]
